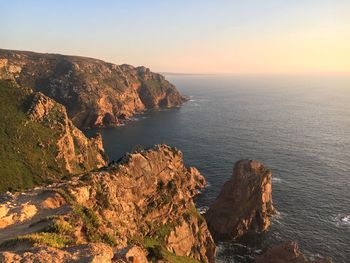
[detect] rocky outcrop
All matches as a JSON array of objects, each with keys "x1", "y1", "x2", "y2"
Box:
[
  {"x1": 0, "y1": 145, "x2": 216, "y2": 262},
  {"x1": 0, "y1": 49, "x2": 186, "y2": 129},
  {"x1": 27, "y1": 92, "x2": 106, "y2": 173},
  {"x1": 205, "y1": 159, "x2": 275, "y2": 240},
  {"x1": 0, "y1": 80, "x2": 106, "y2": 192},
  {"x1": 255, "y1": 241, "x2": 332, "y2": 263}
]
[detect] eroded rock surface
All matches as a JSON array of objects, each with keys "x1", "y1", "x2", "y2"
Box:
[
  {"x1": 28, "y1": 92, "x2": 106, "y2": 173},
  {"x1": 205, "y1": 159, "x2": 275, "y2": 240},
  {"x1": 0, "y1": 145, "x2": 216, "y2": 263},
  {"x1": 0, "y1": 49, "x2": 186, "y2": 129},
  {"x1": 0, "y1": 80, "x2": 106, "y2": 192},
  {"x1": 255, "y1": 241, "x2": 333, "y2": 263}
]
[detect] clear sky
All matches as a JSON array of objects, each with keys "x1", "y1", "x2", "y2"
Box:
[{"x1": 1, "y1": 0, "x2": 349, "y2": 74}]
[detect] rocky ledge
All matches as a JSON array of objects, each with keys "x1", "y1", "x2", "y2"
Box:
[
  {"x1": 0, "y1": 145, "x2": 215, "y2": 262},
  {"x1": 0, "y1": 49, "x2": 186, "y2": 129}
]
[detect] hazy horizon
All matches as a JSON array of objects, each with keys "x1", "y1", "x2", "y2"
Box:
[{"x1": 1, "y1": 0, "x2": 349, "y2": 74}]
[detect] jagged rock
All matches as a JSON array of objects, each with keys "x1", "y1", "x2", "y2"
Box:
[
  {"x1": 0, "y1": 80, "x2": 107, "y2": 191},
  {"x1": 0, "y1": 145, "x2": 216, "y2": 263},
  {"x1": 255, "y1": 241, "x2": 333, "y2": 263},
  {"x1": 27, "y1": 92, "x2": 106, "y2": 174},
  {"x1": 0, "y1": 49, "x2": 186, "y2": 129},
  {"x1": 27, "y1": 92, "x2": 55, "y2": 121},
  {"x1": 205, "y1": 159, "x2": 275, "y2": 240}
]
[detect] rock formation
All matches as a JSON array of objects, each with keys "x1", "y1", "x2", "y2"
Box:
[
  {"x1": 255, "y1": 241, "x2": 332, "y2": 263},
  {"x1": 0, "y1": 145, "x2": 216, "y2": 262},
  {"x1": 205, "y1": 159, "x2": 275, "y2": 240},
  {"x1": 0, "y1": 49, "x2": 186, "y2": 129},
  {"x1": 0, "y1": 79, "x2": 106, "y2": 192}
]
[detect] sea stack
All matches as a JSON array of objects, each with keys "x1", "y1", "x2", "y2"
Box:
[
  {"x1": 205, "y1": 159, "x2": 275, "y2": 240},
  {"x1": 255, "y1": 241, "x2": 333, "y2": 263}
]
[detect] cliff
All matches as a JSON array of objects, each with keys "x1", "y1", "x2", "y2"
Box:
[
  {"x1": 205, "y1": 159, "x2": 275, "y2": 240},
  {"x1": 0, "y1": 49, "x2": 186, "y2": 129},
  {"x1": 0, "y1": 145, "x2": 216, "y2": 262},
  {"x1": 0, "y1": 79, "x2": 106, "y2": 192}
]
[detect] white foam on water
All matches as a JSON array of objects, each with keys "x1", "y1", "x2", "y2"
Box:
[
  {"x1": 272, "y1": 177, "x2": 282, "y2": 183},
  {"x1": 197, "y1": 206, "x2": 209, "y2": 215},
  {"x1": 333, "y1": 214, "x2": 350, "y2": 227}
]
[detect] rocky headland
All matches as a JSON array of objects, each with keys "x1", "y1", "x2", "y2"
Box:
[{"x1": 0, "y1": 49, "x2": 186, "y2": 129}]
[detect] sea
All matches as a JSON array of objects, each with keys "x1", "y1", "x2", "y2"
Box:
[{"x1": 86, "y1": 74, "x2": 350, "y2": 262}]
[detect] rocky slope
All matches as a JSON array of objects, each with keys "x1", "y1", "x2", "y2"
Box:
[
  {"x1": 0, "y1": 145, "x2": 216, "y2": 262},
  {"x1": 205, "y1": 159, "x2": 275, "y2": 240},
  {"x1": 0, "y1": 79, "x2": 106, "y2": 192},
  {"x1": 255, "y1": 241, "x2": 332, "y2": 263},
  {"x1": 0, "y1": 49, "x2": 186, "y2": 129}
]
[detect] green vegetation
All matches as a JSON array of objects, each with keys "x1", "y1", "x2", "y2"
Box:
[
  {"x1": 143, "y1": 237, "x2": 200, "y2": 263},
  {"x1": 130, "y1": 221, "x2": 200, "y2": 263},
  {"x1": 71, "y1": 205, "x2": 100, "y2": 242},
  {"x1": 0, "y1": 232, "x2": 70, "y2": 249},
  {"x1": 185, "y1": 205, "x2": 205, "y2": 225},
  {"x1": 45, "y1": 219, "x2": 75, "y2": 236},
  {"x1": 0, "y1": 80, "x2": 66, "y2": 192}
]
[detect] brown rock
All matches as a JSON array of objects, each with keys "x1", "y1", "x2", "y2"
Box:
[
  {"x1": 27, "y1": 92, "x2": 107, "y2": 173},
  {"x1": 0, "y1": 145, "x2": 215, "y2": 263},
  {"x1": 205, "y1": 159, "x2": 275, "y2": 240},
  {"x1": 0, "y1": 243, "x2": 114, "y2": 263},
  {"x1": 255, "y1": 241, "x2": 333, "y2": 263}
]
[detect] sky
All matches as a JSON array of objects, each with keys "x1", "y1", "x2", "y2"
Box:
[{"x1": 1, "y1": 0, "x2": 350, "y2": 74}]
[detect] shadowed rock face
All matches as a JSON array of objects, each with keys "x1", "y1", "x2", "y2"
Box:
[
  {"x1": 205, "y1": 159, "x2": 275, "y2": 241},
  {"x1": 0, "y1": 49, "x2": 186, "y2": 129},
  {"x1": 0, "y1": 145, "x2": 216, "y2": 263},
  {"x1": 255, "y1": 241, "x2": 333, "y2": 263}
]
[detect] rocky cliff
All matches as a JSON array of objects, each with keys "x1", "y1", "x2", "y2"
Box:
[
  {"x1": 0, "y1": 145, "x2": 216, "y2": 262},
  {"x1": 0, "y1": 79, "x2": 106, "y2": 192},
  {"x1": 205, "y1": 159, "x2": 275, "y2": 240},
  {"x1": 0, "y1": 49, "x2": 186, "y2": 129}
]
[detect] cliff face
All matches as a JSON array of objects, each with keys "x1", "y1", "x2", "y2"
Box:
[
  {"x1": 0, "y1": 145, "x2": 216, "y2": 263},
  {"x1": 205, "y1": 159, "x2": 275, "y2": 240},
  {"x1": 27, "y1": 92, "x2": 106, "y2": 173},
  {"x1": 0, "y1": 49, "x2": 186, "y2": 129},
  {"x1": 0, "y1": 79, "x2": 106, "y2": 192}
]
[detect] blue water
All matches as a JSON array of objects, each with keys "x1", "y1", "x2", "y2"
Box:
[{"x1": 87, "y1": 74, "x2": 350, "y2": 262}]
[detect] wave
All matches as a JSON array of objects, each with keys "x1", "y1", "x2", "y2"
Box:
[
  {"x1": 333, "y1": 214, "x2": 350, "y2": 227},
  {"x1": 197, "y1": 206, "x2": 209, "y2": 215},
  {"x1": 272, "y1": 177, "x2": 282, "y2": 183},
  {"x1": 271, "y1": 210, "x2": 286, "y2": 225}
]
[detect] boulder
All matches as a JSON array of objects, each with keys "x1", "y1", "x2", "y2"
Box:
[{"x1": 255, "y1": 241, "x2": 333, "y2": 263}]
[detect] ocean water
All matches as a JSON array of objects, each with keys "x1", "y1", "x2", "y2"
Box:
[{"x1": 87, "y1": 74, "x2": 350, "y2": 262}]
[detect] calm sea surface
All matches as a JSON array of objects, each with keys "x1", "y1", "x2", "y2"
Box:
[{"x1": 87, "y1": 75, "x2": 350, "y2": 262}]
